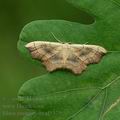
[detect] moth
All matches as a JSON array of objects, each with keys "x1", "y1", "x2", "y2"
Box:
[{"x1": 25, "y1": 41, "x2": 107, "y2": 74}]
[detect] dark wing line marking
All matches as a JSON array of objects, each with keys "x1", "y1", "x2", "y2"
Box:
[
  {"x1": 83, "y1": 46, "x2": 101, "y2": 62},
  {"x1": 72, "y1": 46, "x2": 100, "y2": 64},
  {"x1": 41, "y1": 46, "x2": 62, "y2": 62},
  {"x1": 68, "y1": 45, "x2": 86, "y2": 64},
  {"x1": 33, "y1": 42, "x2": 61, "y2": 61},
  {"x1": 43, "y1": 51, "x2": 61, "y2": 62},
  {"x1": 31, "y1": 42, "x2": 44, "y2": 52},
  {"x1": 33, "y1": 42, "x2": 46, "y2": 59}
]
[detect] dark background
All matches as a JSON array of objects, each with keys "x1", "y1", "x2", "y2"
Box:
[{"x1": 0, "y1": 0, "x2": 93, "y2": 120}]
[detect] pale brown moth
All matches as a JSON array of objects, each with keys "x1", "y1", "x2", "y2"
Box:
[{"x1": 25, "y1": 41, "x2": 107, "y2": 74}]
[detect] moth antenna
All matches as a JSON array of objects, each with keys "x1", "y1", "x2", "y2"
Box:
[
  {"x1": 51, "y1": 32, "x2": 63, "y2": 43},
  {"x1": 84, "y1": 42, "x2": 89, "y2": 45},
  {"x1": 82, "y1": 42, "x2": 89, "y2": 49},
  {"x1": 108, "y1": 51, "x2": 120, "y2": 53}
]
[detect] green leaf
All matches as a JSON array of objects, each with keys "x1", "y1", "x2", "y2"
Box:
[{"x1": 18, "y1": 0, "x2": 120, "y2": 120}]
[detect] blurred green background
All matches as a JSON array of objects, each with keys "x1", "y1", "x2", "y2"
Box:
[{"x1": 0, "y1": 0, "x2": 93, "y2": 120}]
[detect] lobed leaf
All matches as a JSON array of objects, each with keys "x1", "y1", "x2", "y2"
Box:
[{"x1": 17, "y1": 0, "x2": 120, "y2": 120}]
